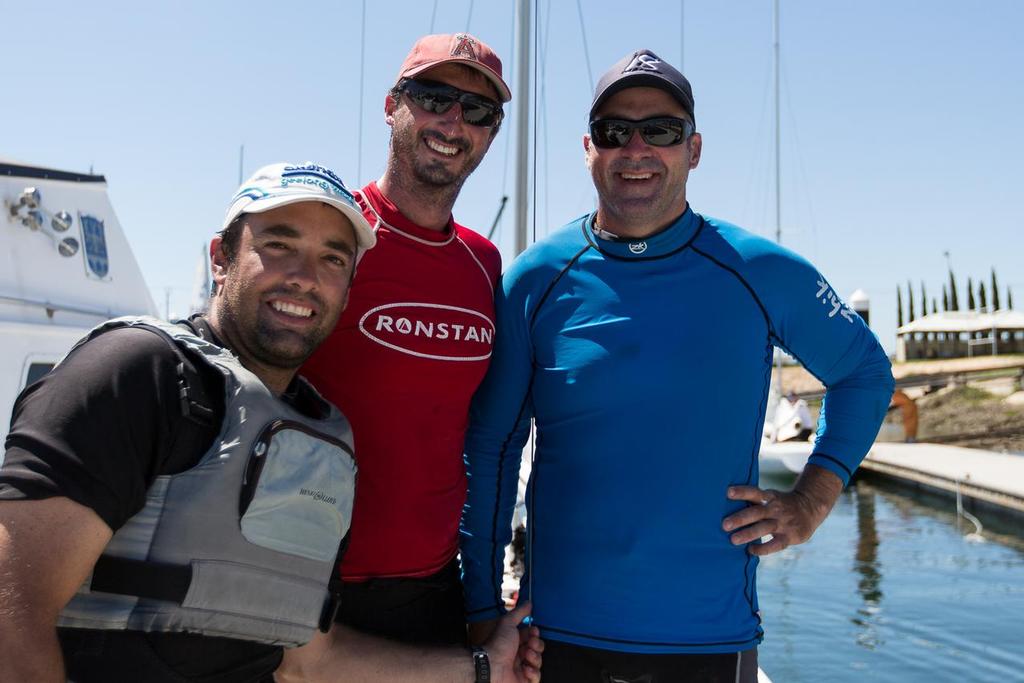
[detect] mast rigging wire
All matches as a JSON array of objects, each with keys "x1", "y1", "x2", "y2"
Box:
[
  {"x1": 574, "y1": 0, "x2": 595, "y2": 90},
  {"x1": 495, "y1": 7, "x2": 518, "y2": 245},
  {"x1": 780, "y1": 58, "x2": 820, "y2": 259},
  {"x1": 539, "y1": 0, "x2": 553, "y2": 233},
  {"x1": 680, "y1": 0, "x2": 685, "y2": 71},
  {"x1": 532, "y1": 3, "x2": 539, "y2": 250},
  {"x1": 357, "y1": 0, "x2": 367, "y2": 182},
  {"x1": 738, "y1": 60, "x2": 773, "y2": 235}
]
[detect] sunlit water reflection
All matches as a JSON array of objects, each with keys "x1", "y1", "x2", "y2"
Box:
[{"x1": 757, "y1": 475, "x2": 1024, "y2": 682}]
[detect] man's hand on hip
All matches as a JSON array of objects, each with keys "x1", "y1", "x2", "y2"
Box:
[{"x1": 722, "y1": 464, "x2": 844, "y2": 556}]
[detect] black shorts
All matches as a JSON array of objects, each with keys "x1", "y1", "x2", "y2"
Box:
[
  {"x1": 334, "y1": 557, "x2": 467, "y2": 645},
  {"x1": 541, "y1": 639, "x2": 759, "y2": 683},
  {"x1": 59, "y1": 629, "x2": 281, "y2": 683}
]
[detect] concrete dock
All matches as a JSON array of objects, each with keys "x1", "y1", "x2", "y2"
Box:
[{"x1": 858, "y1": 442, "x2": 1024, "y2": 516}]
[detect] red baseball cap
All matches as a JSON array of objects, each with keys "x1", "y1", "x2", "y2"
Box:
[{"x1": 395, "y1": 33, "x2": 511, "y2": 103}]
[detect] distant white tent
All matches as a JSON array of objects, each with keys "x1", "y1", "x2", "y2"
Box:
[
  {"x1": 896, "y1": 310, "x2": 1024, "y2": 360},
  {"x1": 896, "y1": 309, "x2": 1024, "y2": 334}
]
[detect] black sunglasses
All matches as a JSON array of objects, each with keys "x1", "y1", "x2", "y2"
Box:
[
  {"x1": 399, "y1": 79, "x2": 504, "y2": 128},
  {"x1": 589, "y1": 117, "x2": 694, "y2": 149}
]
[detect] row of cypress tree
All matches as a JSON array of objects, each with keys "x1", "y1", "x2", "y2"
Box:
[{"x1": 897, "y1": 268, "x2": 1014, "y2": 327}]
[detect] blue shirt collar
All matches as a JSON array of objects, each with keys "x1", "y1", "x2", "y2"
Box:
[{"x1": 583, "y1": 205, "x2": 702, "y2": 260}]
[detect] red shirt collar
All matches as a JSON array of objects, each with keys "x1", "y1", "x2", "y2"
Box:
[{"x1": 359, "y1": 181, "x2": 455, "y2": 244}]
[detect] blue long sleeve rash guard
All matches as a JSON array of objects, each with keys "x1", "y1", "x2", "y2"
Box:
[{"x1": 460, "y1": 208, "x2": 894, "y2": 654}]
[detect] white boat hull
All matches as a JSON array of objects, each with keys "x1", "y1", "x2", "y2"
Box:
[
  {"x1": 758, "y1": 438, "x2": 813, "y2": 477},
  {"x1": 1, "y1": 160, "x2": 157, "y2": 448}
]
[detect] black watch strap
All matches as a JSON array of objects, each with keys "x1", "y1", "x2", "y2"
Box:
[{"x1": 471, "y1": 645, "x2": 491, "y2": 683}]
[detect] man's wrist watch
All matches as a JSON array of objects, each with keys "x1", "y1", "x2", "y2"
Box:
[{"x1": 471, "y1": 645, "x2": 491, "y2": 682}]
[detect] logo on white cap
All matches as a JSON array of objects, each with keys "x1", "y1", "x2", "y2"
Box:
[
  {"x1": 280, "y1": 164, "x2": 354, "y2": 201},
  {"x1": 223, "y1": 162, "x2": 375, "y2": 250}
]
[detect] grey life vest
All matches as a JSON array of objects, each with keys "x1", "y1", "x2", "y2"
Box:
[{"x1": 56, "y1": 316, "x2": 357, "y2": 647}]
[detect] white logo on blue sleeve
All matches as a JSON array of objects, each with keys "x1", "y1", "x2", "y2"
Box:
[{"x1": 816, "y1": 277, "x2": 855, "y2": 323}]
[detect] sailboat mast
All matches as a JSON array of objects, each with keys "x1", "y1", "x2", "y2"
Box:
[
  {"x1": 679, "y1": 0, "x2": 685, "y2": 71},
  {"x1": 773, "y1": 0, "x2": 785, "y2": 392},
  {"x1": 773, "y1": 0, "x2": 781, "y2": 245},
  {"x1": 513, "y1": 0, "x2": 531, "y2": 256}
]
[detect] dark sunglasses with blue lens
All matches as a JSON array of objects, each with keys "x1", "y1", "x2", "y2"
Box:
[
  {"x1": 398, "y1": 79, "x2": 504, "y2": 128},
  {"x1": 589, "y1": 117, "x2": 694, "y2": 149}
]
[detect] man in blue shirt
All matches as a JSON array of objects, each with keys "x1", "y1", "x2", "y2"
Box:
[{"x1": 461, "y1": 49, "x2": 894, "y2": 682}]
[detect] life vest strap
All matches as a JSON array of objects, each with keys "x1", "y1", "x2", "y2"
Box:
[{"x1": 90, "y1": 555, "x2": 192, "y2": 604}]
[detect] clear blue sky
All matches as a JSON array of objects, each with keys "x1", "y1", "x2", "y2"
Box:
[{"x1": 5, "y1": 1, "x2": 1022, "y2": 353}]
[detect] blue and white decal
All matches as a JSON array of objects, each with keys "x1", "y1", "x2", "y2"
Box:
[
  {"x1": 282, "y1": 164, "x2": 354, "y2": 202},
  {"x1": 79, "y1": 214, "x2": 110, "y2": 279},
  {"x1": 230, "y1": 186, "x2": 270, "y2": 204}
]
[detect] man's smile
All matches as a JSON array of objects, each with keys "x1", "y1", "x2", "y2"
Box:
[
  {"x1": 265, "y1": 294, "x2": 323, "y2": 328},
  {"x1": 269, "y1": 299, "x2": 314, "y2": 318},
  {"x1": 424, "y1": 137, "x2": 461, "y2": 157}
]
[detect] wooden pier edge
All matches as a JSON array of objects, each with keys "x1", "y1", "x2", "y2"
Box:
[{"x1": 856, "y1": 458, "x2": 1024, "y2": 516}]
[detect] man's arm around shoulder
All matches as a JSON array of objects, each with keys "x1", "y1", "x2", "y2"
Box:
[
  {"x1": 277, "y1": 603, "x2": 542, "y2": 683},
  {"x1": 0, "y1": 497, "x2": 112, "y2": 682}
]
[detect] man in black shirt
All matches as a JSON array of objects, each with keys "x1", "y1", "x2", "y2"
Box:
[{"x1": 0, "y1": 162, "x2": 541, "y2": 683}]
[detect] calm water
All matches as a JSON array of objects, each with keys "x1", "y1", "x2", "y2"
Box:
[{"x1": 757, "y1": 475, "x2": 1024, "y2": 682}]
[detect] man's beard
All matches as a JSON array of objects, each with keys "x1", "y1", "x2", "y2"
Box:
[
  {"x1": 389, "y1": 127, "x2": 481, "y2": 192},
  {"x1": 222, "y1": 288, "x2": 332, "y2": 371},
  {"x1": 594, "y1": 160, "x2": 685, "y2": 229},
  {"x1": 249, "y1": 315, "x2": 328, "y2": 369}
]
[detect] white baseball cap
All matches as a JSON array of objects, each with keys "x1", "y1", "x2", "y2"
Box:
[{"x1": 222, "y1": 162, "x2": 376, "y2": 251}]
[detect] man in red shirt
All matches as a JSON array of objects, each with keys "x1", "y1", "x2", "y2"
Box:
[{"x1": 302, "y1": 33, "x2": 508, "y2": 645}]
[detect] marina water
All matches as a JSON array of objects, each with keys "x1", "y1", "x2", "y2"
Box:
[{"x1": 757, "y1": 473, "x2": 1024, "y2": 682}]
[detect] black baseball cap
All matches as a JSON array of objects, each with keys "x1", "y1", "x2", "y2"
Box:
[{"x1": 589, "y1": 49, "x2": 695, "y2": 124}]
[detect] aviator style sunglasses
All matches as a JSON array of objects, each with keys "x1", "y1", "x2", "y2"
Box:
[
  {"x1": 589, "y1": 117, "x2": 694, "y2": 149},
  {"x1": 399, "y1": 79, "x2": 504, "y2": 128}
]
